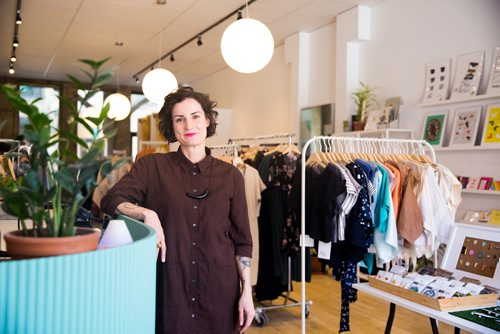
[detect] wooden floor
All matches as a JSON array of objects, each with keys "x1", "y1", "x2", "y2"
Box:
[{"x1": 247, "y1": 271, "x2": 470, "y2": 334}]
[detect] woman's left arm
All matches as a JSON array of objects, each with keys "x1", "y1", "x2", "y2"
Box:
[
  {"x1": 228, "y1": 167, "x2": 254, "y2": 332},
  {"x1": 235, "y1": 255, "x2": 255, "y2": 333}
]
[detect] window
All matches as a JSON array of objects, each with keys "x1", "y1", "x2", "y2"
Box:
[
  {"x1": 77, "y1": 90, "x2": 104, "y2": 157},
  {"x1": 130, "y1": 93, "x2": 160, "y2": 159},
  {"x1": 19, "y1": 85, "x2": 59, "y2": 155}
]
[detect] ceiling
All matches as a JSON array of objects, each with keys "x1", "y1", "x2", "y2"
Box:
[{"x1": 1, "y1": 0, "x2": 377, "y2": 89}]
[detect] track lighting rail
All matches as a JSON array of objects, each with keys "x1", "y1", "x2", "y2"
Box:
[{"x1": 132, "y1": 0, "x2": 259, "y2": 81}]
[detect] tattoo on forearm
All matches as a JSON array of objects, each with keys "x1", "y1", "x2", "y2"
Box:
[{"x1": 239, "y1": 256, "x2": 251, "y2": 268}]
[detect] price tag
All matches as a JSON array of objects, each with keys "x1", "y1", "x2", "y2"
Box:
[
  {"x1": 300, "y1": 234, "x2": 315, "y2": 247},
  {"x1": 318, "y1": 241, "x2": 332, "y2": 260}
]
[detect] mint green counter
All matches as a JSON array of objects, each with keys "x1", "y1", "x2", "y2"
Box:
[{"x1": 0, "y1": 215, "x2": 156, "y2": 334}]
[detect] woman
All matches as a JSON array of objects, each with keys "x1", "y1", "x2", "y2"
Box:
[{"x1": 101, "y1": 87, "x2": 255, "y2": 333}]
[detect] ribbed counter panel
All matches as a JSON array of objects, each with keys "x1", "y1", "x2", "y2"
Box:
[{"x1": 0, "y1": 216, "x2": 156, "y2": 334}]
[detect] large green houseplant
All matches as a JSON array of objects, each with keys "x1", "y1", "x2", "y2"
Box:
[{"x1": 0, "y1": 58, "x2": 120, "y2": 257}]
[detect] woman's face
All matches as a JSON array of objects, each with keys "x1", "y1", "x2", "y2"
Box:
[{"x1": 172, "y1": 97, "x2": 210, "y2": 148}]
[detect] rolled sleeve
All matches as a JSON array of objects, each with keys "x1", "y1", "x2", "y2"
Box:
[{"x1": 229, "y1": 168, "x2": 253, "y2": 258}]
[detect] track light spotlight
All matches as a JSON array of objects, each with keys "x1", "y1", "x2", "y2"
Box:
[
  {"x1": 135, "y1": 76, "x2": 140, "y2": 84},
  {"x1": 197, "y1": 35, "x2": 203, "y2": 46},
  {"x1": 170, "y1": 54, "x2": 175, "y2": 62},
  {"x1": 9, "y1": 65, "x2": 15, "y2": 74},
  {"x1": 237, "y1": 10, "x2": 243, "y2": 20},
  {"x1": 16, "y1": 12, "x2": 22, "y2": 24},
  {"x1": 11, "y1": 54, "x2": 16, "y2": 62},
  {"x1": 13, "y1": 37, "x2": 19, "y2": 48}
]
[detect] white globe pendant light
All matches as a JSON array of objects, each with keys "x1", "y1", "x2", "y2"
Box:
[
  {"x1": 221, "y1": 18, "x2": 274, "y2": 74},
  {"x1": 104, "y1": 93, "x2": 131, "y2": 121},
  {"x1": 141, "y1": 68, "x2": 178, "y2": 105}
]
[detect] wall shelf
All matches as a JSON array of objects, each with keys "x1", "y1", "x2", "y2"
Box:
[
  {"x1": 461, "y1": 189, "x2": 500, "y2": 196},
  {"x1": 417, "y1": 94, "x2": 500, "y2": 107},
  {"x1": 434, "y1": 146, "x2": 500, "y2": 152},
  {"x1": 337, "y1": 128, "x2": 414, "y2": 139}
]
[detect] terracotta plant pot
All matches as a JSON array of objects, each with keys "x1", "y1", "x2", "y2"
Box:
[
  {"x1": 4, "y1": 227, "x2": 100, "y2": 259},
  {"x1": 353, "y1": 120, "x2": 366, "y2": 131}
]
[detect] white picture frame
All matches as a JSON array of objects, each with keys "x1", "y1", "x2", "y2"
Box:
[
  {"x1": 364, "y1": 109, "x2": 382, "y2": 131},
  {"x1": 480, "y1": 104, "x2": 500, "y2": 147},
  {"x1": 448, "y1": 105, "x2": 482, "y2": 148},
  {"x1": 422, "y1": 58, "x2": 451, "y2": 103},
  {"x1": 421, "y1": 110, "x2": 448, "y2": 147},
  {"x1": 486, "y1": 46, "x2": 500, "y2": 95},
  {"x1": 441, "y1": 223, "x2": 500, "y2": 288},
  {"x1": 450, "y1": 50, "x2": 485, "y2": 100}
]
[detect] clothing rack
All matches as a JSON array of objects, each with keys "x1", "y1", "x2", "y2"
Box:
[
  {"x1": 227, "y1": 133, "x2": 311, "y2": 327},
  {"x1": 228, "y1": 132, "x2": 295, "y2": 145},
  {"x1": 208, "y1": 143, "x2": 238, "y2": 159},
  {"x1": 138, "y1": 140, "x2": 169, "y2": 150},
  {"x1": 300, "y1": 136, "x2": 436, "y2": 334},
  {"x1": 0, "y1": 139, "x2": 22, "y2": 178}
]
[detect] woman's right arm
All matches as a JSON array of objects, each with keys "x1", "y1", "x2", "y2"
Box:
[{"x1": 116, "y1": 202, "x2": 166, "y2": 262}]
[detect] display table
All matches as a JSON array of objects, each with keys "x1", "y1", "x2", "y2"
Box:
[
  {"x1": 0, "y1": 215, "x2": 157, "y2": 334},
  {"x1": 353, "y1": 282, "x2": 498, "y2": 334}
]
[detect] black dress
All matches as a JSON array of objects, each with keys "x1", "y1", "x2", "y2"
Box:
[{"x1": 101, "y1": 148, "x2": 252, "y2": 334}]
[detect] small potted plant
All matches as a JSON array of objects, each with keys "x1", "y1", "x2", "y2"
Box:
[
  {"x1": 342, "y1": 120, "x2": 350, "y2": 132},
  {"x1": 352, "y1": 81, "x2": 377, "y2": 131},
  {"x1": 0, "y1": 58, "x2": 120, "y2": 258}
]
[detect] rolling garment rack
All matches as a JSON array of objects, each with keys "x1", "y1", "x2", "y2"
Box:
[
  {"x1": 208, "y1": 143, "x2": 239, "y2": 161},
  {"x1": 228, "y1": 133, "x2": 312, "y2": 327},
  {"x1": 300, "y1": 136, "x2": 436, "y2": 334}
]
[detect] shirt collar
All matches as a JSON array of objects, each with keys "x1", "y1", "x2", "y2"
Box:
[{"x1": 175, "y1": 147, "x2": 213, "y2": 173}]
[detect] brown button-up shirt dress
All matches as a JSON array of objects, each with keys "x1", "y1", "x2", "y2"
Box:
[{"x1": 101, "y1": 148, "x2": 252, "y2": 334}]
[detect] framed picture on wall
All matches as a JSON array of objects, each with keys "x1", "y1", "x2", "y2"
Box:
[
  {"x1": 364, "y1": 109, "x2": 382, "y2": 131},
  {"x1": 450, "y1": 50, "x2": 485, "y2": 100},
  {"x1": 422, "y1": 58, "x2": 451, "y2": 103},
  {"x1": 441, "y1": 223, "x2": 500, "y2": 288},
  {"x1": 486, "y1": 46, "x2": 500, "y2": 95},
  {"x1": 449, "y1": 105, "x2": 481, "y2": 148},
  {"x1": 421, "y1": 110, "x2": 448, "y2": 146},
  {"x1": 481, "y1": 104, "x2": 500, "y2": 147}
]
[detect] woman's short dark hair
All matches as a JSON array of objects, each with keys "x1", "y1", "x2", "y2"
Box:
[{"x1": 158, "y1": 87, "x2": 218, "y2": 143}]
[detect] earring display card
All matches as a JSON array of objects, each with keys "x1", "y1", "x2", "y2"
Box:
[
  {"x1": 421, "y1": 110, "x2": 448, "y2": 146},
  {"x1": 422, "y1": 58, "x2": 451, "y2": 103},
  {"x1": 481, "y1": 104, "x2": 500, "y2": 147},
  {"x1": 486, "y1": 46, "x2": 500, "y2": 95},
  {"x1": 449, "y1": 106, "x2": 482, "y2": 147},
  {"x1": 450, "y1": 306, "x2": 500, "y2": 332},
  {"x1": 456, "y1": 237, "x2": 500, "y2": 278},
  {"x1": 451, "y1": 50, "x2": 485, "y2": 100}
]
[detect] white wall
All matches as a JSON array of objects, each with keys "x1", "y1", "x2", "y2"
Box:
[
  {"x1": 346, "y1": 0, "x2": 500, "y2": 220},
  {"x1": 192, "y1": 0, "x2": 500, "y2": 148},
  {"x1": 192, "y1": 23, "x2": 337, "y2": 144},
  {"x1": 307, "y1": 23, "x2": 336, "y2": 108},
  {"x1": 358, "y1": 0, "x2": 500, "y2": 133},
  {"x1": 193, "y1": 45, "x2": 291, "y2": 144}
]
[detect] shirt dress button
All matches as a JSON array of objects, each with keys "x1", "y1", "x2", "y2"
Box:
[
  {"x1": 192, "y1": 242, "x2": 197, "y2": 246},
  {"x1": 194, "y1": 205, "x2": 197, "y2": 209},
  {"x1": 192, "y1": 297, "x2": 196, "y2": 301},
  {"x1": 191, "y1": 313, "x2": 196, "y2": 318},
  {"x1": 192, "y1": 223, "x2": 197, "y2": 227},
  {"x1": 193, "y1": 172, "x2": 197, "y2": 175},
  {"x1": 192, "y1": 279, "x2": 196, "y2": 283},
  {"x1": 193, "y1": 189, "x2": 197, "y2": 193},
  {"x1": 192, "y1": 260, "x2": 196, "y2": 265}
]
